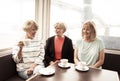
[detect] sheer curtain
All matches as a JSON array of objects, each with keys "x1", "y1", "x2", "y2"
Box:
[
  {"x1": 50, "y1": 0, "x2": 120, "y2": 50},
  {"x1": 0, "y1": 0, "x2": 35, "y2": 49}
]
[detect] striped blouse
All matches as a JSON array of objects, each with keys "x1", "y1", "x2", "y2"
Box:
[{"x1": 12, "y1": 39, "x2": 45, "y2": 71}]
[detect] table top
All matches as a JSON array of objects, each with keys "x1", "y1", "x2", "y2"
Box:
[{"x1": 26, "y1": 62, "x2": 119, "y2": 81}]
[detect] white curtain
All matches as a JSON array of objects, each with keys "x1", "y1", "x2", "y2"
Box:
[{"x1": 35, "y1": 0, "x2": 51, "y2": 42}]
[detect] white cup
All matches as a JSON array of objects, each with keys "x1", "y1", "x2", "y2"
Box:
[
  {"x1": 60, "y1": 59, "x2": 68, "y2": 66},
  {"x1": 78, "y1": 61, "x2": 86, "y2": 69},
  {"x1": 23, "y1": 40, "x2": 30, "y2": 46}
]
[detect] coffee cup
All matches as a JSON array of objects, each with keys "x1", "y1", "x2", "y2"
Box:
[
  {"x1": 78, "y1": 61, "x2": 86, "y2": 69},
  {"x1": 60, "y1": 59, "x2": 68, "y2": 66},
  {"x1": 23, "y1": 40, "x2": 30, "y2": 46}
]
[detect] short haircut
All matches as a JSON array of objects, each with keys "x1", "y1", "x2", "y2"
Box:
[
  {"x1": 23, "y1": 20, "x2": 38, "y2": 32},
  {"x1": 54, "y1": 22, "x2": 67, "y2": 33}
]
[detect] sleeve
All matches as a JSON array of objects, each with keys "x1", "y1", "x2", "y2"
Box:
[
  {"x1": 68, "y1": 39, "x2": 74, "y2": 63},
  {"x1": 43, "y1": 38, "x2": 53, "y2": 67},
  {"x1": 99, "y1": 39, "x2": 105, "y2": 51},
  {"x1": 34, "y1": 42, "x2": 45, "y2": 64},
  {"x1": 39, "y1": 42, "x2": 45, "y2": 59},
  {"x1": 74, "y1": 40, "x2": 81, "y2": 49},
  {"x1": 12, "y1": 46, "x2": 22, "y2": 63}
]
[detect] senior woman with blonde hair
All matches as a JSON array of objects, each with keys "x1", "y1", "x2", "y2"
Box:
[
  {"x1": 43, "y1": 22, "x2": 74, "y2": 67},
  {"x1": 12, "y1": 20, "x2": 44, "y2": 79},
  {"x1": 74, "y1": 20, "x2": 105, "y2": 68}
]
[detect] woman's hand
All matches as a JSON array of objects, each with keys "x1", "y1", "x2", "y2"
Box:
[
  {"x1": 26, "y1": 63, "x2": 37, "y2": 76},
  {"x1": 17, "y1": 41, "x2": 24, "y2": 59},
  {"x1": 50, "y1": 61, "x2": 55, "y2": 65},
  {"x1": 26, "y1": 68, "x2": 34, "y2": 76},
  {"x1": 90, "y1": 65, "x2": 97, "y2": 69},
  {"x1": 18, "y1": 41, "x2": 24, "y2": 48}
]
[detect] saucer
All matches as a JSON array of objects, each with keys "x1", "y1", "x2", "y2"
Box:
[
  {"x1": 58, "y1": 63, "x2": 70, "y2": 69},
  {"x1": 75, "y1": 66, "x2": 89, "y2": 71},
  {"x1": 39, "y1": 68, "x2": 55, "y2": 76}
]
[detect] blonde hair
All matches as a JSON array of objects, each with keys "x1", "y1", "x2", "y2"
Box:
[
  {"x1": 23, "y1": 20, "x2": 38, "y2": 32},
  {"x1": 82, "y1": 21, "x2": 96, "y2": 40},
  {"x1": 54, "y1": 22, "x2": 67, "y2": 33}
]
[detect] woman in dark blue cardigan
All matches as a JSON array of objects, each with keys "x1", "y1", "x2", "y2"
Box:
[{"x1": 43, "y1": 22, "x2": 74, "y2": 67}]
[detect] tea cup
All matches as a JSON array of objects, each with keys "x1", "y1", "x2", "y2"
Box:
[
  {"x1": 60, "y1": 59, "x2": 68, "y2": 66},
  {"x1": 23, "y1": 40, "x2": 30, "y2": 46},
  {"x1": 78, "y1": 61, "x2": 86, "y2": 69}
]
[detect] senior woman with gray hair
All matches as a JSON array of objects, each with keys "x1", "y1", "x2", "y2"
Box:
[
  {"x1": 43, "y1": 22, "x2": 74, "y2": 67},
  {"x1": 12, "y1": 20, "x2": 44, "y2": 79}
]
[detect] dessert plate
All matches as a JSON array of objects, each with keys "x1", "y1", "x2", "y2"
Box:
[
  {"x1": 75, "y1": 66, "x2": 89, "y2": 71},
  {"x1": 58, "y1": 63, "x2": 70, "y2": 69},
  {"x1": 39, "y1": 68, "x2": 55, "y2": 76}
]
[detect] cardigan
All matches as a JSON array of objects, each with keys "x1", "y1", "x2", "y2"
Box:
[{"x1": 43, "y1": 36, "x2": 74, "y2": 67}]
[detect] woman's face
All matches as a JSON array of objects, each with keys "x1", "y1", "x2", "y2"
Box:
[
  {"x1": 82, "y1": 25, "x2": 91, "y2": 39},
  {"x1": 55, "y1": 26, "x2": 64, "y2": 37},
  {"x1": 26, "y1": 27, "x2": 37, "y2": 39}
]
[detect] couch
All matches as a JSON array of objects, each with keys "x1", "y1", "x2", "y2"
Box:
[
  {"x1": 102, "y1": 52, "x2": 120, "y2": 79},
  {"x1": 0, "y1": 53, "x2": 24, "y2": 81},
  {"x1": 0, "y1": 49, "x2": 120, "y2": 81}
]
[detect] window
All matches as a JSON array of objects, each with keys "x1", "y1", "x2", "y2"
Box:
[
  {"x1": 92, "y1": 0, "x2": 120, "y2": 37},
  {"x1": 0, "y1": 0, "x2": 35, "y2": 49},
  {"x1": 50, "y1": 0, "x2": 120, "y2": 50},
  {"x1": 50, "y1": 0, "x2": 83, "y2": 44}
]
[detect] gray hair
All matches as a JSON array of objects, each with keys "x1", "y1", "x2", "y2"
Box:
[
  {"x1": 23, "y1": 20, "x2": 38, "y2": 32},
  {"x1": 54, "y1": 22, "x2": 67, "y2": 33}
]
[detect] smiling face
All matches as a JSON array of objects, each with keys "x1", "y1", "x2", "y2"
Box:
[
  {"x1": 82, "y1": 21, "x2": 96, "y2": 41},
  {"x1": 82, "y1": 25, "x2": 91, "y2": 39},
  {"x1": 23, "y1": 20, "x2": 38, "y2": 39},
  {"x1": 26, "y1": 26, "x2": 37, "y2": 39},
  {"x1": 54, "y1": 22, "x2": 66, "y2": 37},
  {"x1": 55, "y1": 26, "x2": 64, "y2": 37}
]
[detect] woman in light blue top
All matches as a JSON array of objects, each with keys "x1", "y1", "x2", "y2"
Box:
[{"x1": 74, "y1": 21, "x2": 105, "y2": 68}]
